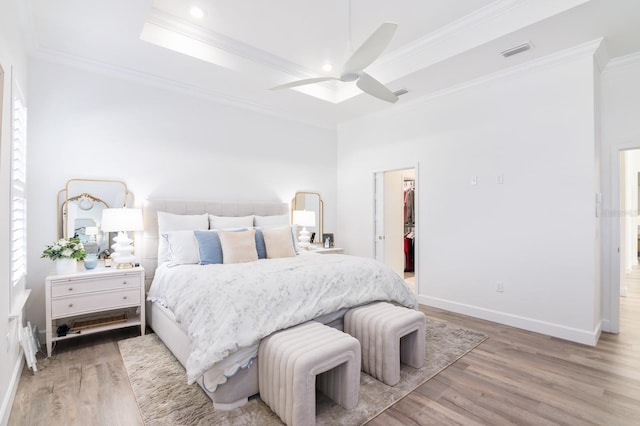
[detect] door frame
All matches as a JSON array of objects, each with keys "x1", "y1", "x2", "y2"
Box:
[
  {"x1": 609, "y1": 142, "x2": 640, "y2": 334},
  {"x1": 373, "y1": 163, "x2": 419, "y2": 295}
]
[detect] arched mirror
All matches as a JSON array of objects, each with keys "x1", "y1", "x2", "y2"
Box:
[
  {"x1": 57, "y1": 179, "x2": 133, "y2": 257},
  {"x1": 291, "y1": 192, "x2": 323, "y2": 244}
]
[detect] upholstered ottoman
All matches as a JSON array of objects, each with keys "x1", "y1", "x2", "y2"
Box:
[
  {"x1": 258, "y1": 321, "x2": 361, "y2": 426},
  {"x1": 344, "y1": 302, "x2": 426, "y2": 386}
]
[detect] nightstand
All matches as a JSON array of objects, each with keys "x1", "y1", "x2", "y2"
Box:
[
  {"x1": 308, "y1": 246, "x2": 345, "y2": 254},
  {"x1": 45, "y1": 265, "x2": 145, "y2": 357}
]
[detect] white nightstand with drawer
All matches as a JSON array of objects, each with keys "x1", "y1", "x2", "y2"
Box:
[{"x1": 45, "y1": 265, "x2": 145, "y2": 357}]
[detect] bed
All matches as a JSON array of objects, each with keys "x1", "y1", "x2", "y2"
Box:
[{"x1": 142, "y1": 200, "x2": 418, "y2": 410}]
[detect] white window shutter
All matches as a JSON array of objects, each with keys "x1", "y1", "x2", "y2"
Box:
[{"x1": 11, "y1": 82, "x2": 27, "y2": 288}]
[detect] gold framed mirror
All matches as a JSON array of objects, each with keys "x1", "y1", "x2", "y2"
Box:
[
  {"x1": 57, "y1": 179, "x2": 133, "y2": 257},
  {"x1": 291, "y1": 192, "x2": 323, "y2": 244}
]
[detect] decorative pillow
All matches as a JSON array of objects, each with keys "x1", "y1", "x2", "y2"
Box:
[
  {"x1": 162, "y1": 231, "x2": 200, "y2": 265},
  {"x1": 254, "y1": 214, "x2": 289, "y2": 227},
  {"x1": 157, "y1": 212, "x2": 209, "y2": 264},
  {"x1": 194, "y1": 230, "x2": 223, "y2": 265},
  {"x1": 261, "y1": 226, "x2": 296, "y2": 259},
  {"x1": 254, "y1": 229, "x2": 267, "y2": 259},
  {"x1": 209, "y1": 215, "x2": 254, "y2": 230},
  {"x1": 218, "y1": 229, "x2": 259, "y2": 264}
]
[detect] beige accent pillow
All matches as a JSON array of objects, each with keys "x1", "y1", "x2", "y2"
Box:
[
  {"x1": 262, "y1": 226, "x2": 296, "y2": 259},
  {"x1": 219, "y1": 229, "x2": 258, "y2": 264}
]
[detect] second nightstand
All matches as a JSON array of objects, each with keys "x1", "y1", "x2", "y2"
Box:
[{"x1": 308, "y1": 246, "x2": 345, "y2": 254}]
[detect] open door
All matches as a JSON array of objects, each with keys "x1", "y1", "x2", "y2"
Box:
[{"x1": 374, "y1": 168, "x2": 416, "y2": 285}]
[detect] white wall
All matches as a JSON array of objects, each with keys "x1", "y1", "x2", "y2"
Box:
[
  {"x1": 337, "y1": 49, "x2": 601, "y2": 344},
  {"x1": 0, "y1": 0, "x2": 29, "y2": 423},
  {"x1": 25, "y1": 58, "x2": 337, "y2": 337}
]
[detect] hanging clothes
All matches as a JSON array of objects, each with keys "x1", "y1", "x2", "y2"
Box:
[
  {"x1": 404, "y1": 229, "x2": 414, "y2": 272},
  {"x1": 403, "y1": 183, "x2": 414, "y2": 225}
]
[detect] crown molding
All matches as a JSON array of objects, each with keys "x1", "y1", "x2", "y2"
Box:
[
  {"x1": 343, "y1": 38, "x2": 604, "y2": 126},
  {"x1": 31, "y1": 47, "x2": 336, "y2": 130},
  {"x1": 604, "y1": 51, "x2": 640, "y2": 73},
  {"x1": 368, "y1": 0, "x2": 591, "y2": 80},
  {"x1": 144, "y1": 8, "x2": 339, "y2": 90}
]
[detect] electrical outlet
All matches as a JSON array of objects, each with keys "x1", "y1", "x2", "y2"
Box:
[
  {"x1": 496, "y1": 282, "x2": 504, "y2": 293},
  {"x1": 471, "y1": 176, "x2": 477, "y2": 185},
  {"x1": 497, "y1": 174, "x2": 504, "y2": 184}
]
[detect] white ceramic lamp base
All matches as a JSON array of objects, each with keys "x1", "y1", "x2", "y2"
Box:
[
  {"x1": 111, "y1": 231, "x2": 135, "y2": 268},
  {"x1": 298, "y1": 226, "x2": 311, "y2": 250}
]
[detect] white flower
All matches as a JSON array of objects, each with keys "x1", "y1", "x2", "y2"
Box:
[{"x1": 61, "y1": 248, "x2": 73, "y2": 257}]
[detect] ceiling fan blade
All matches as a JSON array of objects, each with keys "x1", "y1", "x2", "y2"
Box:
[
  {"x1": 356, "y1": 72, "x2": 398, "y2": 103},
  {"x1": 271, "y1": 77, "x2": 339, "y2": 90},
  {"x1": 343, "y1": 22, "x2": 398, "y2": 74}
]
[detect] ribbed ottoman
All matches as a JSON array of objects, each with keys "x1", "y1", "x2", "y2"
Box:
[
  {"x1": 258, "y1": 321, "x2": 361, "y2": 426},
  {"x1": 344, "y1": 302, "x2": 426, "y2": 386}
]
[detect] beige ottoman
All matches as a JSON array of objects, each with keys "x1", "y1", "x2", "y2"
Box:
[
  {"x1": 344, "y1": 302, "x2": 426, "y2": 386},
  {"x1": 258, "y1": 321, "x2": 361, "y2": 426}
]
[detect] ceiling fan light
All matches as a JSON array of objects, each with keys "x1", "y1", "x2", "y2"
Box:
[{"x1": 322, "y1": 63, "x2": 333, "y2": 72}]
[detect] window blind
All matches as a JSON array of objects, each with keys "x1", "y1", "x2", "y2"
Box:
[{"x1": 11, "y1": 84, "x2": 27, "y2": 288}]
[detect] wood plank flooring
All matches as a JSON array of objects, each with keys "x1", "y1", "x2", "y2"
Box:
[{"x1": 9, "y1": 270, "x2": 640, "y2": 425}]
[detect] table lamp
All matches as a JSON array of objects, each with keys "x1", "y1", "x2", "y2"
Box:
[
  {"x1": 292, "y1": 210, "x2": 316, "y2": 249},
  {"x1": 100, "y1": 207, "x2": 144, "y2": 268}
]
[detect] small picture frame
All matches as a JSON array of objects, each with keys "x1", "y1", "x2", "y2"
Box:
[{"x1": 322, "y1": 233, "x2": 334, "y2": 248}]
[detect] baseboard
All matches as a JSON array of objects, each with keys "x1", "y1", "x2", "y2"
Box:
[
  {"x1": 0, "y1": 354, "x2": 24, "y2": 426},
  {"x1": 419, "y1": 295, "x2": 600, "y2": 346}
]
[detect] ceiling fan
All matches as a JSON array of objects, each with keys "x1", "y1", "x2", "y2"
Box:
[{"x1": 271, "y1": 22, "x2": 399, "y2": 103}]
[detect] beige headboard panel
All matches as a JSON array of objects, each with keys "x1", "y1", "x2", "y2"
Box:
[{"x1": 141, "y1": 199, "x2": 289, "y2": 287}]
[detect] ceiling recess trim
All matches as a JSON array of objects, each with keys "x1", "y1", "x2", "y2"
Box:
[{"x1": 143, "y1": 8, "x2": 338, "y2": 89}]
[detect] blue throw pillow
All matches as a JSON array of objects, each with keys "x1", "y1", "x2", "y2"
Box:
[
  {"x1": 254, "y1": 228, "x2": 267, "y2": 259},
  {"x1": 194, "y1": 230, "x2": 223, "y2": 264}
]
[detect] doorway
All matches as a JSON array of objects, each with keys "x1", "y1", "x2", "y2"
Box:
[
  {"x1": 611, "y1": 146, "x2": 640, "y2": 334},
  {"x1": 374, "y1": 167, "x2": 417, "y2": 293}
]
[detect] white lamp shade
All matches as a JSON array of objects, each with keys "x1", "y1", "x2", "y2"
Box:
[
  {"x1": 101, "y1": 208, "x2": 144, "y2": 232},
  {"x1": 292, "y1": 210, "x2": 316, "y2": 227}
]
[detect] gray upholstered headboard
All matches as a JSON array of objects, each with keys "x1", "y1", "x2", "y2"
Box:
[{"x1": 141, "y1": 199, "x2": 289, "y2": 287}]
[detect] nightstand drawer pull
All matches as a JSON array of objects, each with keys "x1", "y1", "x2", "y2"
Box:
[
  {"x1": 68, "y1": 287, "x2": 73, "y2": 291},
  {"x1": 123, "y1": 296, "x2": 127, "y2": 300},
  {"x1": 123, "y1": 281, "x2": 127, "y2": 285},
  {"x1": 68, "y1": 303, "x2": 73, "y2": 307}
]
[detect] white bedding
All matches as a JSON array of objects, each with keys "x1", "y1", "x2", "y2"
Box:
[{"x1": 148, "y1": 252, "x2": 417, "y2": 388}]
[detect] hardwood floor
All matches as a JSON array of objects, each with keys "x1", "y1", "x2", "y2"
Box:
[{"x1": 9, "y1": 271, "x2": 640, "y2": 425}]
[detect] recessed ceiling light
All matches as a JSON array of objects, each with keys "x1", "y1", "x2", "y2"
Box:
[
  {"x1": 190, "y1": 6, "x2": 205, "y2": 19},
  {"x1": 322, "y1": 63, "x2": 333, "y2": 72}
]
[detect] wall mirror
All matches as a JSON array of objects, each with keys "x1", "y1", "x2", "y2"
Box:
[
  {"x1": 291, "y1": 192, "x2": 323, "y2": 244},
  {"x1": 57, "y1": 179, "x2": 133, "y2": 257}
]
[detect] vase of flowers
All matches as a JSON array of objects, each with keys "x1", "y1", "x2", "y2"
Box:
[{"x1": 41, "y1": 237, "x2": 86, "y2": 275}]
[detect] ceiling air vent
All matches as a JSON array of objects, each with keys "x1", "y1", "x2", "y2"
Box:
[
  {"x1": 501, "y1": 42, "x2": 532, "y2": 58},
  {"x1": 393, "y1": 88, "x2": 409, "y2": 97}
]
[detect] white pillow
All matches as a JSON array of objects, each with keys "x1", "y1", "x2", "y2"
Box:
[
  {"x1": 163, "y1": 231, "x2": 200, "y2": 265},
  {"x1": 219, "y1": 229, "x2": 259, "y2": 264},
  {"x1": 209, "y1": 214, "x2": 254, "y2": 230},
  {"x1": 157, "y1": 212, "x2": 209, "y2": 264},
  {"x1": 262, "y1": 226, "x2": 296, "y2": 259},
  {"x1": 254, "y1": 214, "x2": 289, "y2": 227}
]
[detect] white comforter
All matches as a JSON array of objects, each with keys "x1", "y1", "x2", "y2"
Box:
[{"x1": 148, "y1": 253, "x2": 417, "y2": 386}]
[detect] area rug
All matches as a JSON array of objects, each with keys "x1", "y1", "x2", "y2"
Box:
[{"x1": 119, "y1": 318, "x2": 487, "y2": 425}]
